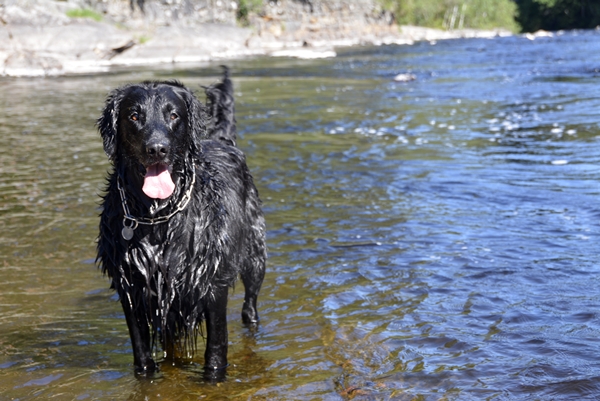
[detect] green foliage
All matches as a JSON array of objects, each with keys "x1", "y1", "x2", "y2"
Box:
[
  {"x1": 515, "y1": 0, "x2": 600, "y2": 32},
  {"x1": 137, "y1": 35, "x2": 151, "y2": 44},
  {"x1": 379, "y1": 0, "x2": 519, "y2": 31},
  {"x1": 66, "y1": 8, "x2": 103, "y2": 22},
  {"x1": 532, "y1": 0, "x2": 560, "y2": 6},
  {"x1": 237, "y1": 0, "x2": 263, "y2": 26}
]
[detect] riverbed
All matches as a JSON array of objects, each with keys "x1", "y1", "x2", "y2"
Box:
[{"x1": 1, "y1": 30, "x2": 600, "y2": 400}]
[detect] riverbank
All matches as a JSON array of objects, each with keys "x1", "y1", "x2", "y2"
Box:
[{"x1": 0, "y1": 0, "x2": 512, "y2": 77}]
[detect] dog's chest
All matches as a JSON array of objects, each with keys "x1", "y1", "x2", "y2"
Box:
[{"x1": 125, "y1": 223, "x2": 190, "y2": 276}]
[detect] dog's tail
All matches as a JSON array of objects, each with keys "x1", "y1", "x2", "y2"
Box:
[{"x1": 205, "y1": 66, "x2": 237, "y2": 147}]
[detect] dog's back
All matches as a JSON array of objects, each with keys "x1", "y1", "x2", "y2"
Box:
[{"x1": 205, "y1": 66, "x2": 237, "y2": 147}]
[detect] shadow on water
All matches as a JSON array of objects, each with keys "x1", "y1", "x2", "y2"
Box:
[{"x1": 3, "y1": 29, "x2": 600, "y2": 400}]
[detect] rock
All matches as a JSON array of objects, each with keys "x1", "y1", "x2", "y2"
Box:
[
  {"x1": 524, "y1": 29, "x2": 554, "y2": 40},
  {"x1": 247, "y1": 0, "x2": 397, "y2": 46},
  {"x1": 1, "y1": 0, "x2": 70, "y2": 25},
  {"x1": 400, "y1": 25, "x2": 511, "y2": 41},
  {"x1": 270, "y1": 47, "x2": 337, "y2": 59},
  {"x1": 0, "y1": 20, "x2": 136, "y2": 75},
  {"x1": 112, "y1": 24, "x2": 253, "y2": 65},
  {"x1": 0, "y1": 0, "x2": 514, "y2": 77},
  {"x1": 3, "y1": 50, "x2": 63, "y2": 76},
  {"x1": 393, "y1": 73, "x2": 416, "y2": 82}
]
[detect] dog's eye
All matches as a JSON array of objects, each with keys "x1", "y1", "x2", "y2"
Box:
[
  {"x1": 170, "y1": 113, "x2": 178, "y2": 121},
  {"x1": 130, "y1": 113, "x2": 139, "y2": 121}
]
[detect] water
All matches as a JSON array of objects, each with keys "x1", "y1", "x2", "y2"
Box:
[{"x1": 2, "y1": 30, "x2": 600, "y2": 400}]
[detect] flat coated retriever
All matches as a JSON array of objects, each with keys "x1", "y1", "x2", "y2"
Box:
[{"x1": 96, "y1": 67, "x2": 266, "y2": 380}]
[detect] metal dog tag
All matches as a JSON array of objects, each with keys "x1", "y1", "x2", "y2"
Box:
[
  {"x1": 121, "y1": 226, "x2": 134, "y2": 241},
  {"x1": 121, "y1": 218, "x2": 137, "y2": 241}
]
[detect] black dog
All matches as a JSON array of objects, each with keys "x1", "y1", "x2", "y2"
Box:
[{"x1": 96, "y1": 68, "x2": 266, "y2": 379}]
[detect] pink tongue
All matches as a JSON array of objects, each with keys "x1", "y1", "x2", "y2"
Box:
[{"x1": 142, "y1": 164, "x2": 175, "y2": 199}]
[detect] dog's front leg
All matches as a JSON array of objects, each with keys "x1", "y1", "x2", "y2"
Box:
[
  {"x1": 120, "y1": 296, "x2": 156, "y2": 375},
  {"x1": 203, "y1": 286, "x2": 229, "y2": 381}
]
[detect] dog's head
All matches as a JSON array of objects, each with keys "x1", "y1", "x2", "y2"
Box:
[{"x1": 98, "y1": 81, "x2": 204, "y2": 200}]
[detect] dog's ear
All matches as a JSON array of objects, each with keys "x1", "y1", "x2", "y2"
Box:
[{"x1": 97, "y1": 88, "x2": 125, "y2": 161}]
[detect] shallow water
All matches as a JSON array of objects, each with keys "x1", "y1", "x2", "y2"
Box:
[{"x1": 2, "y1": 30, "x2": 600, "y2": 400}]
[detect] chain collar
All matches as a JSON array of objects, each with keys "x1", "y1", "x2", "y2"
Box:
[{"x1": 117, "y1": 165, "x2": 196, "y2": 240}]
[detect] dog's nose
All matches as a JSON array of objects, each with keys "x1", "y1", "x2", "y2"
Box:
[{"x1": 146, "y1": 142, "x2": 169, "y2": 159}]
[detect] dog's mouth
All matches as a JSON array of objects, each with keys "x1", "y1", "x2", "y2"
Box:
[{"x1": 142, "y1": 163, "x2": 175, "y2": 199}]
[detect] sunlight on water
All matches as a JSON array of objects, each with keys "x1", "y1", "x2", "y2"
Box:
[{"x1": 2, "y1": 30, "x2": 600, "y2": 400}]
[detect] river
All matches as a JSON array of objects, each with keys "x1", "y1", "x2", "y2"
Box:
[{"x1": 1, "y1": 29, "x2": 600, "y2": 400}]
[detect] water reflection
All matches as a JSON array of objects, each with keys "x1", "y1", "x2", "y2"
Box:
[{"x1": 2, "y1": 30, "x2": 600, "y2": 399}]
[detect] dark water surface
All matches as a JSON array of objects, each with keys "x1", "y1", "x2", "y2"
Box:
[{"x1": 2, "y1": 30, "x2": 600, "y2": 400}]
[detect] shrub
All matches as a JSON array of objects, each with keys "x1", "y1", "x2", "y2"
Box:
[
  {"x1": 380, "y1": 0, "x2": 519, "y2": 32},
  {"x1": 237, "y1": 0, "x2": 263, "y2": 26},
  {"x1": 66, "y1": 8, "x2": 103, "y2": 22}
]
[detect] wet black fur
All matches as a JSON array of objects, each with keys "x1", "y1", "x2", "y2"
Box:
[{"x1": 96, "y1": 68, "x2": 266, "y2": 378}]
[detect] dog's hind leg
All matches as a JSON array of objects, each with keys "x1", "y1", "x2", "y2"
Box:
[
  {"x1": 120, "y1": 296, "x2": 156, "y2": 375},
  {"x1": 241, "y1": 204, "x2": 266, "y2": 325},
  {"x1": 241, "y1": 257, "x2": 265, "y2": 325}
]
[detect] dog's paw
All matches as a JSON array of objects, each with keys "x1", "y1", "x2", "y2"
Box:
[
  {"x1": 203, "y1": 363, "x2": 228, "y2": 383},
  {"x1": 241, "y1": 303, "x2": 260, "y2": 326},
  {"x1": 134, "y1": 360, "x2": 159, "y2": 378}
]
